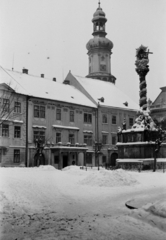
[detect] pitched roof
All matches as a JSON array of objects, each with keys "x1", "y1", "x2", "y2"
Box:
[
  {"x1": 65, "y1": 72, "x2": 139, "y2": 111},
  {"x1": 0, "y1": 66, "x2": 96, "y2": 108}
]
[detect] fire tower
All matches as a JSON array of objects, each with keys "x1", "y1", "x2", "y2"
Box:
[{"x1": 86, "y1": 1, "x2": 116, "y2": 83}]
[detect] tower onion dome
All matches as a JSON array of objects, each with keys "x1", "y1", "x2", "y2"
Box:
[
  {"x1": 92, "y1": 5, "x2": 107, "y2": 22},
  {"x1": 86, "y1": 2, "x2": 113, "y2": 52},
  {"x1": 86, "y1": 37, "x2": 113, "y2": 52}
]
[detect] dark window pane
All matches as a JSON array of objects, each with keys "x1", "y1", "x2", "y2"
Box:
[
  {"x1": 112, "y1": 136, "x2": 116, "y2": 145},
  {"x1": 40, "y1": 106, "x2": 45, "y2": 118},
  {"x1": 56, "y1": 132, "x2": 61, "y2": 143},
  {"x1": 102, "y1": 114, "x2": 107, "y2": 123},
  {"x1": 70, "y1": 111, "x2": 74, "y2": 122},
  {"x1": 34, "y1": 130, "x2": 45, "y2": 143},
  {"x1": 69, "y1": 134, "x2": 75, "y2": 144},
  {"x1": 84, "y1": 135, "x2": 92, "y2": 146},
  {"x1": 84, "y1": 113, "x2": 92, "y2": 123},
  {"x1": 2, "y1": 124, "x2": 9, "y2": 137},
  {"x1": 129, "y1": 118, "x2": 134, "y2": 127},
  {"x1": 54, "y1": 156, "x2": 59, "y2": 164},
  {"x1": 112, "y1": 115, "x2": 116, "y2": 124},
  {"x1": 56, "y1": 109, "x2": 61, "y2": 120},
  {"x1": 14, "y1": 149, "x2": 20, "y2": 163},
  {"x1": 3, "y1": 99, "x2": 10, "y2": 112},
  {"x1": 102, "y1": 135, "x2": 108, "y2": 144},
  {"x1": 14, "y1": 126, "x2": 21, "y2": 138},
  {"x1": 86, "y1": 153, "x2": 92, "y2": 164},
  {"x1": 14, "y1": 102, "x2": 21, "y2": 113}
]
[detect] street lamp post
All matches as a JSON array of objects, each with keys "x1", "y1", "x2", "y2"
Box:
[{"x1": 95, "y1": 97, "x2": 104, "y2": 170}]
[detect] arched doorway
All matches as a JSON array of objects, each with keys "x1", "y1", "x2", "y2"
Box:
[
  {"x1": 34, "y1": 153, "x2": 45, "y2": 167},
  {"x1": 110, "y1": 153, "x2": 118, "y2": 166}
]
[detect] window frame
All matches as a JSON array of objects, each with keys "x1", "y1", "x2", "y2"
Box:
[
  {"x1": 102, "y1": 134, "x2": 108, "y2": 145},
  {"x1": 129, "y1": 117, "x2": 134, "y2": 127},
  {"x1": 69, "y1": 133, "x2": 75, "y2": 145},
  {"x1": 112, "y1": 135, "x2": 117, "y2": 145},
  {"x1": 86, "y1": 153, "x2": 92, "y2": 164},
  {"x1": 84, "y1": 134, "x2": 92, "y2": 146},
  {"x1": 33, "y1": 130, "x2": 45, "y2": 143},
  {"x1": 34, "y1": 105, "x2": 45, "y2": 118},
  {"x1": 56, "y1": 108, "x2": 61, "y2": 121},
  {"x1": 84, "y1": 113, "x2": 92, "y2": 124},
  {"x1": 112, "y1": 115, "x2": 117, "y2": 125},
  {"x1": 56, "y1": 132, "x2": 61, "y2": 143},
  {"x1": 69, "y1": 110, "x2": 74, "y2": 122},
  {"x1": 2, "y1": 124, "x2": 9, "y2": 137},
  {"x1": 13, "y1": 149, "x2": 20, "y2": 163},
  {"x1": 14, "y1": 126, "x2": 21, "y2": 138},
  {"x1": 14, "y1": 101, "x2": 21, "y2": 113},
  {"x1": 3, "y1": 98, "x2": 10, "y2": 113},
  {"x1": 102, "y1": 114, "x2": 108, "y2": 124}
]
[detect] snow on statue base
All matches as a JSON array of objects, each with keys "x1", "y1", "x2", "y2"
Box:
[{"x1": 116, "y1": 110, "x2": 166, "y2": 170}]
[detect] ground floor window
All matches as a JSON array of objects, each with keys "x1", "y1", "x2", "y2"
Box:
[
  {"x1": 54, "y1": 155, "x2": 59, "y2": 164},
  {"x1": 86, "y1": 153, "x2": 92, "y2": 164},
  {"x1": 13, "y1": 149, "x2": 20, "y2": 163}
]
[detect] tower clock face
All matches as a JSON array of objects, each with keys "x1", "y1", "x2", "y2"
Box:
[{"x1": 100, "y1": 64, "x2": 106, "y2": 71}]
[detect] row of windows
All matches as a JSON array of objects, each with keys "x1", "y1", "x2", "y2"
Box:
[
  {"x1": 1, "y1": 125, "x2": 116, "y2": 145},
  {"x1": 34, "y1": 130, "x2": 93, "y2": 146},
  {"x1": 34, "y1": 105, "x2": 92, "y2": 123},
  {"x1": 1, "y1": 124, "x2": 21, "y2": 138},
  {"x1": 1, "y1": 99, "x2": 21, "y2": 113},
  {"x1": 1, "y1": 99, "x2": 133, "y2": 127},
  {"x1": 34, "y1": 131, "x2": 116, "y2": 146},
  {"x1": 102, "y1": 114, "x2": 134, "y2": 126}
]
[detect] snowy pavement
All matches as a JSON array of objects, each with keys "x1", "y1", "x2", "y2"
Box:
[{"x1": 0, "y1": 166, "x2": 166, "y2": 240}]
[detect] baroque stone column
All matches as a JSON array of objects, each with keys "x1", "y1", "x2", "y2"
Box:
[{"x1": 135, "y1": 45, "x2": 152, "y2": 111}]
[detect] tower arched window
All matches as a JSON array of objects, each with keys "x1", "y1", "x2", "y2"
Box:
[{"x1": 99, "y1": 22, "x2": 103, "y2": 31}]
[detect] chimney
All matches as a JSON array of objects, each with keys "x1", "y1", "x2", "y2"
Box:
[
  {"x1": 41, "y1": 74, "x2": 44, "y2": 78},
  {"x1": 22, "y1": 68, "x2": 28, "y2": 74},
  {"x1": 53, "y1": 77, "x2": 56, "y2": 82}
]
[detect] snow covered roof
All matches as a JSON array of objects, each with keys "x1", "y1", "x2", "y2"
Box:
[
  {"x1": 0, "y1": 66, "x2": 96, "y2": 108},
  {"x1": 65, "y1": 72, "x2": 139, "y2": 111},
  {"x1": 52, "y1": 125, "x2": 80, "y2": 130}
]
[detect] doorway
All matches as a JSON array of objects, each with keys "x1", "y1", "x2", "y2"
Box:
[
  {"x1": 110, "y1": 153, "x2": 118, "y2": 166},
  {"x1": 63, "y1": 155, "x2": 68, "y2": 168}
]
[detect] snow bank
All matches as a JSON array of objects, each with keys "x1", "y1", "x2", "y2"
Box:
[
  {"x1": 38, "y1": 165, "x2": 58, "y2": 171},
  {"x1": 80, "y1": 169, "x2": 138, "y2": 187},
  {"x1": 145, "y1": 200, "x2": 166, "y2": 218},
  {"x1": 62, "y1": 165, "x2": 87, "y2": 176}
]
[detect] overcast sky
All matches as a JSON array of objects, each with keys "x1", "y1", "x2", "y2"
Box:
[{"x1": 0, "y1": 0, "x2": 166, "y2": 104}]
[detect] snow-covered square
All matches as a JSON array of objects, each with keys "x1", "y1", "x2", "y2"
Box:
[{"x1": 0, "y1": 166, "x2": 166, "y2": 240}]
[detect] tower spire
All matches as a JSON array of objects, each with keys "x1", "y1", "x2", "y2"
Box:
[{"x1": 86, "y1": 2, "x2": 116, "y2": 84}]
